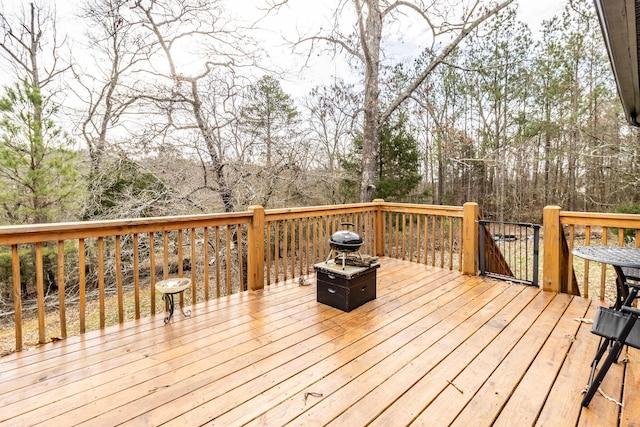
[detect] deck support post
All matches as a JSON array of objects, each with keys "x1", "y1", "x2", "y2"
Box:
[
  {"x1": 248, "y1": 205, "x2": 265, "y2": 291},
  {"x1": 543, "y1": 205, "x2": 562, "y2": 293},
  {"x1": 462, "y1": 202, "x2": 479, "y2": 275},
  {"x1": 373, "y1": 199, "x2": 385, "y2": 257}
]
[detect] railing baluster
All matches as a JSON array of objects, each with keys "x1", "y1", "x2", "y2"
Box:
[
  {"x1": 274, "y1": 221, "x2": 280, "y2": 284},
  {"x1": 448, "y1": 217, "x2": 454, "y2": 270},
  {"x1": 98, "y1": 237, "x2": 105, "y2": 329},
  {"x1": 403, "y1": 213, "x2": 408, "y2": 261},
  {"x1": 394, "y1": 213, "x2": 400, "y2": 258},
  {"x1": 567, "y1": 225, "x2": 575, "y2": 295},
  {"x1": 600, "y1": 226, "x2": 608, "y2": 301},
  {"x1": 423, "y1": 214, "x2": 429, "y2": 265},
  {"x1": 191, "y1": 228, "x2": 197, "y2": 304},
  {"x1": 458, "y1": 218, "x2": 463, "y2": 272},
  {"x1": 237, "y1": 225, "x2": 244, "y2": 290},
  {"x1": 283, "y1": 220, "x2": 288, "y2": 282},
  {"x1": 133, "y1": 233, "x2": 140, "y2": 319},
  {"x1": 149, "y1": 232, "x2": 156, "y2": 315},
  {"x1": 115, "y1": 235, "x2": 124, "y2": 324},
  {"x1": 79, "y1": 238, "x2": 86, "y2": 331},
  {"x1": 583, "y1": 226, "x2": 591, "y2": 299},
  {"x1": 203, "y1": 227, "x2": 209, "y2": 299},
  {"x1": 306, "y1": 218, "x2": 311, "y2": 274},
  {"x1": 225, "y1": 225, "x2": 232, "y2": 295},
  {"x1": 163, "y1": 231, "x2": 169, "y2": 280},
  {"x1": 431, "y1": 216, "x2": 437, "y2": 267},
  {"x1": 314, "y1": 217, "x2": 320, "y2": 264},
  {"x1": 291, "y1": 219, "x2": 296, "y2": 280},
  {"x1": 299, "y1": 219, "x2": 304, "y2": 276},
  {"x1": 57, "y1": 240, "x2": 67, "y2": 338},
  {"x1": 35, "y1": 243, "x2": 45, "y2": 343},
  {"x1": 178, "y1": 229, "x2": 184, "y2": 278},
  {"x1": 215, "y1": 226, "x2": 221, "y2": 298},
  {"x1": 11, "y1": 244, "x2": 22, "y2": 351},
  {"x1": 408, "y1": 213, "x2": 414, "y2": 262},
  {"x1": 440, "y1": 216, "x2": 445, "y2": 269},
  {"x1": 416, "y1": 215, "x2": 421, "y2": 264},
  {"x1": 266, "y1": 223, "x2": 272, "y2": 286}
]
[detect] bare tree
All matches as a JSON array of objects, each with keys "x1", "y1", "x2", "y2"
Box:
[
  {"x1": 74, "y1": 0, "x2": 155, "y2": 175},
  {"x1": 303, "y1": 80, "x2": 360, "y2": 202},
  {"x1": 305, "y1": 79, "x2": 360, "y2": 172},
  {"x1": 128, "y1": 0, "x2": 262, "y2": 213},
  {"x1": 0, "y1": 2, "x2": 69, "y2": 91},
  {"x1": 278, "y1": 0, "x2": 515, "y2": 201}
]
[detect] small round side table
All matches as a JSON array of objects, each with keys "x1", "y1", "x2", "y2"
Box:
[{"x1": 155, "y1": 278, "x2": 192, "y2": 324}]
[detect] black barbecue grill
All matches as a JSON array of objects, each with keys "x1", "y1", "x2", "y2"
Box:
[{"x1": 326, "y1": 222, "x2": 365, "y2": 269}]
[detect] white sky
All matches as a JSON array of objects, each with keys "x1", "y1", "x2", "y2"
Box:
[
  {"x1": 244, "y1": 0, "x2": 570, "y2": 97},
  {"x1": 1, "y1": 0, "x2": 569, "y2": 97},
  {"x1": 518, "y1": 0, "x2": 567, "y2": 33}
]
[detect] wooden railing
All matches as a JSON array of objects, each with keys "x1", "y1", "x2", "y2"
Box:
[
  {"x1": 0, "y1": 201, "x2": 477, "y2": 352},
  {"x1": 543, "y1": 206, "x2": 640, "y2": 303},
  {"x1": 376, "y1": 202, "x2": 466, "y2": 270},
  {"x1": 0, "y1": 212, "x2": 253, "y2": 352},
  {"x1": 261, "y1": 203, "x2": 379, "y2": 285}
]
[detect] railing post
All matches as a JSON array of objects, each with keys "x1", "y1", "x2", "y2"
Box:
[
  {"x1": 248, "y1": 205, "x2": 265, "y2": 291},
  {"x1": 373, "y1": 199, "x2": 385, "y2": 257},
  {"x1": 543, "y1": 205, "x2": 562, "y2": 293},
  {"x1": 463, "y1": 202, "x2": 479, "y2": 275}
]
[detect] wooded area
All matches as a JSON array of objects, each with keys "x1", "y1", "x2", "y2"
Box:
[{"x1": 0, "y1": 0, "x2": 638, "y2": 228}]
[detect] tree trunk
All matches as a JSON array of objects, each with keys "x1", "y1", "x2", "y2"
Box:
[{"x1": 359, "y1": 0, "x2": 382, "y2": 202}]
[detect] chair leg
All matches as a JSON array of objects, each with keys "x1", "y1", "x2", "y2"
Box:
[
  {"x1": 582, "y1": 340, "x2": 623, "y2": 407},
  {"x1": 587, "y1": 337, "x2": 611, "y2": 387},
  {"x1": 582, "y1": 313, "x2": 638, "y2": 407}
]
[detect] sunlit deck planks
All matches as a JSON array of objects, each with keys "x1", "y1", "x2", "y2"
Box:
[{"x1": 1, "y1": 257, "x2": 639, "y2": 426}]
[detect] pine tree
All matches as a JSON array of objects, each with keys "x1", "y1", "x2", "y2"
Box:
[{"x1": 0, "y1": 80, "x2": 81, "y2": 225}]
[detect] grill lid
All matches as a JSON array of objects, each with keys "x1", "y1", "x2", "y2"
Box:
[{"x1": 329, "y1": 222, "x2": 363, "y2": 251}]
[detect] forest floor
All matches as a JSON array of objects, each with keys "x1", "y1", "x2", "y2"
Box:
[{"x1": 0, "y1": 283, "x2": 159, "y2": 356}]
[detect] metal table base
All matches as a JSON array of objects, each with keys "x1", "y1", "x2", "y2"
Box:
[
  {"x1": 155, "y1": 278, "x2": 192, "y2": 324},
  {"x1": 161, "y1": 292, "x2": 191, "y2": 324}
]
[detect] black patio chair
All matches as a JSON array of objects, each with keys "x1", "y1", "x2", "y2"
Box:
[{"x1": 582, "y1": 282, "x2": 640, "y2": 407}]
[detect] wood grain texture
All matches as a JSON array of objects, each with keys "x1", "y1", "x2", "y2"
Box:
[{"x1": 0, "y1": 258, "x2": 634, "y2": 426}]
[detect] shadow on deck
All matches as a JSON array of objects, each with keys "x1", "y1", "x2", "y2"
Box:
[{"x1": 1, "y1": 258, "x2": 638, "y2": 426}]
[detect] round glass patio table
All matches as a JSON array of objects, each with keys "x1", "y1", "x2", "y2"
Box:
[{"x1": 572, "y1": 246, "x2": 640, "y2": 308}]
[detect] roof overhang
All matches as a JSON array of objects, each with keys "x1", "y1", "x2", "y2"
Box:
[{"x1": 594, "y1": 0, "x2": 640, "y2": 126}]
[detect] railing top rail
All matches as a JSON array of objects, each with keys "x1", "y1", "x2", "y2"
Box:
[
  {"x1": 0, "y1": 212, "x2": 253, "y2": 245},
  {"x1": 378, "y1": 203, "x2": 464, "y2": 217},
  {"x1": 0, "y1": 201, "x2": 468, "y2": 246},
  {"x1": 264, "y1": 202, "x2": 379, "y2": 222},
  {"x1": 560, "y1": 210, "x2": 640, "y2": 228}
]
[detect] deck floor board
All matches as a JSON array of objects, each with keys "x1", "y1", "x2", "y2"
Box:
[{"x1": 1, "y1": 257, "x2": 638, "y2": 426}]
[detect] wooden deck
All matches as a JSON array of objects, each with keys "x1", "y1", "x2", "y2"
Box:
[{"x1": 1, "y1": 257, "x2": 639, "y2": 426}]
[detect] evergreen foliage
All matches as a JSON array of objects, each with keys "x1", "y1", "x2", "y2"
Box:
[
  {"x1": 0, "y1": 80, "x2": 82, "y2": 225},
  {"x1": 241, "y1": 75, "x2": 299, "y2": 167},
  {"x1": 376, "y1": 114, "x2": 422, "y2": 201},
  {"x1": 340, "y1": 114, "x2": 421, "y2": 202}
]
